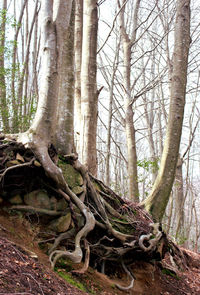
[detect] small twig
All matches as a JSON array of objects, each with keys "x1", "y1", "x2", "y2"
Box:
[{"x1": 97, "y1": 0, "x2": 129, "y2": 54}]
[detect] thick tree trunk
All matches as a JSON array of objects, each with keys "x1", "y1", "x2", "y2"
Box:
[
  {"x1": 80, "y1": 0, "x2": 98, "y2": 176},
  {"x1": 142, "y1": 0, "x2": 191, "y2": 222},
  {"x1": 56, "y1": 2, "x2": 75, "y2": 155},
  {"x1": 74, "y1": 0, "x2": 83, "y2": 154}
]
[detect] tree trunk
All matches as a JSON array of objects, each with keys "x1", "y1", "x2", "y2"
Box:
[
  {"x1": 174, "y1": 156, "x2": 184, "y2": 240},
  {"x1": 0, "y1": 0, "x2": 9, "y2": 132},
  {"x1": 105, "y1": 44, "x2": 119, "y2": 186},
  {"x1": 80, "y1": 0, "x2": 98, "y2": 176},
  {"x1": 17, "y1": 0, "x2": 73, "y2": 167},
  {"x1": 56, "y1": 2, "x2": 75, "y2": 155},
  {"x1": 74, "y1": 0, "x2": 83, "y2": 154},
  {"x1": 118, "y1": 0, "x2": 140, "y2": 201},
  {"x1": 11, "y1": 0, "x2": 28, "y2": 132},
  {"x1": 17, "y1": 0, "x2": 39, "y2": 132},
  {"x1": 142, "y1": 0, "x2": 191, "y2": 222}
]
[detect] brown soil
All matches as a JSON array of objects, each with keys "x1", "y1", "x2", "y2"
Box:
[{"x1": 0, "y1": 212, "x2": 200, "y2": 295}]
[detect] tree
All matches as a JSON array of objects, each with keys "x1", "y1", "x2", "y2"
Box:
[
  {"x1": 118, "y1": 0, "x2": 140, "y2": 201},
  {"x1": 5, "y1": 0, "x2": 96, "y2": 267},
  {"x1": 142, "y1": 0, "x2": 191, "y2": 222},
  {"x1": 79, "y1": 0, "x2": 98, "y2": 176},
  {"x1": 74, "y1": 0, "x2": 83, "y2": 154},
  {"x1": 10, "y1": 0, "x2": 74, "y2": 181},
  {"x1": 11, "y1": 0, "x2": 28, "y2": 132},
  {"x1": 56, "y1": 2, "x2": 75, "y2": 155},
  {"x1": 0, "y1": 0, "x2": 9, "y2": 132}
]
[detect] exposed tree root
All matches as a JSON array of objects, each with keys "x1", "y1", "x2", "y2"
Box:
[
  {"x1": 11, "y1": 205, "x2": 65, "y2": 216},
  {"x1": 48, "y1": 228, "x2": 76, "y2": 255},
  {"x1": 72, "y1": 240, "x2": 90, "y2": 274},
  {"x1": 0, "y1": 137, "x2": 191, "y2": 291},
  {"x1": 0, "y1": 158, "x2": 35, "y2": 181},
  {"x1": 49, "y1": 189, "x2": 95, "y2": 268},
  {"x1": 115, "y1": 261, "x2": 135, "y2": 291},
  {"x1": 138, "y1": 223, "x2": 162, "y2": 252}
]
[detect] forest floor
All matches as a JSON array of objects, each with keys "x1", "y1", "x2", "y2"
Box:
[{"x1": 0, "y1": 210, "x2": 200, "y2": 295}]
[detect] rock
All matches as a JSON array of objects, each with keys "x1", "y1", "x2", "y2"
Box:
[
  {"x1": 50, "y1": 196, "x2": 57, "y2": 210},
  {"x1": 9, "y1": 195, "x2": 23, "y2": 204},
  {"x1": 48, "y1": 213, "x2": 71, "y2": 233},
  {"x1": 58, "y1": 163, "x2": 83, "y2": 188},
  {"x1": 72, "y1": 186, "x2": 84, "y2": 195},
  {"x1": 34, "y1": 160, "x2": 41, "y2": 167},
  {"x1": 57, "y1": 198, "x2": 69, "y2": 211},
  {"x1": 6, "y1": 160, "x2": 20, "y2": 167},
  {"x1": 16, "y1": 153, "x2": 25, "y2": 163},
  {"x1": 76, "y1": 213, "x2": 85, "y2": 228},
  {"x1": 24, "y1": 190, "x2": 51, "y2": 209}
]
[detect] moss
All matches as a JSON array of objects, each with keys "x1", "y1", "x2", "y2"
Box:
[
  {"x1": 56, "y1": 271, "x2": 87, "y2": 292},
  {"x1": 111, "y1": 217, "x2": 129, "y2": 224},
  {"x1": 111, "y1": 221, "x2": 134, "y2": 234},
  {"x1": 58, "y1": 162, "x2": 83, "y2": 189},
  {"x1": 91, "y1": 179, "x2": 102, "y2": 192},
  {"x1": 161, "y1": 268, "x2": 180, "y2": 280},
  {"x1": 55, "y1": 258, "x2": 73, "y2": 272}
]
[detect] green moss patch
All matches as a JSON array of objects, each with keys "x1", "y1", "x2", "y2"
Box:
[
  {"x1": 56, "y1": 271, "x2": 87, "y2": 292},
  {"x1": 161, "y1": 268, "x2": 180, "y2": 280},
  {"x1": 58, "y1": 162, "x2": 83, "y2": 189}
]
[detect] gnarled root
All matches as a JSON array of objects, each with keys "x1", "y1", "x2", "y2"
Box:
[
  {"x1": 49, "y1": 189, "x2": 95, "y2": 269},
  {"x1": 48, "y1": 228, "x2": 76, "y2": 255},
  {"x1": 139, "y1": 223, "x2": 162, "y2": 252},
  {"x1": 8, "y1": 134, "x2": 96, "y2": 268},
  {"x1": 72, "y1": 240, "x2": 90, "y2": 274},
  {"x1": 115, "y1": 260, "x2": 135, "y2": 291}
]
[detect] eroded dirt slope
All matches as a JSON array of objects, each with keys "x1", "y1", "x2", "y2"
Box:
[{"x1": 0, "y1": 212, "x2": 200, "y2": 295}]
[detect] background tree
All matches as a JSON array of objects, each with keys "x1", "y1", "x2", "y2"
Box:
[
  {"x1": 142, "y1": 0, "x2": 191, "y2": 222},
  {"x1": 118, "y1": 0, "x2": 140, "y2": 201},
  {"x1": 0, "y1": 0, "x2": 9, "y2": 132}
]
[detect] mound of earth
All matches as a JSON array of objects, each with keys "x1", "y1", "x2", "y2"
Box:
[{"x1": 0, "y1": 213, "x2": 200, "y2": 295}]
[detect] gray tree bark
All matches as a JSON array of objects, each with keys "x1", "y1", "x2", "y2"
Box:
[
  {"x1": 80, "y1": 0, "x2": 98, "y2": 176},
  {"x1": 56, "y1": 2, "x2": 75, "y2": 155},
  {"x1": 74, "y1": 0, "x2": 83, "y2": 154},
  {"x1": 0, "y1": 0, "x2": 9, "y2": 132},
  {"x1": 118, "y1": 0, "x2": 140, "y2": 201},
  {"x1": 142, "y1": 0, "x2": 191, "y2": 222}
]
